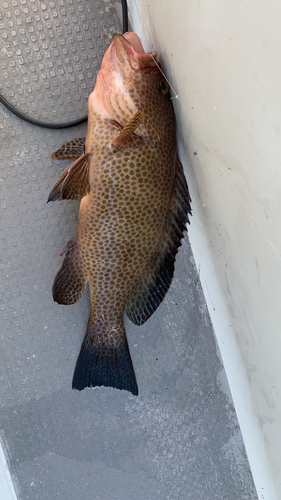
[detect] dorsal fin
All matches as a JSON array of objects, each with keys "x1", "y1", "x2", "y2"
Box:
[{"x1": 126, "y1": 157, "x2": 191, "y2": 325}]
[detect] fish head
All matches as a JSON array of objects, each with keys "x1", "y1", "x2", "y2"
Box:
[{"x1": 89, "y1": 32, "x2": 174, "y2": 140}]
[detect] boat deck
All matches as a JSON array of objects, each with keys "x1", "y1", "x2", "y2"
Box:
[{"x1": 0, "y1": 1, "x2": 257, "y2": 499}]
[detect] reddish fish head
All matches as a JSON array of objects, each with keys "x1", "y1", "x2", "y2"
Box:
[
  {"x1": 89, "y1": 33, "x2": 171, "y2": 138},
  {"x1": 111, "y1": 32, "x2": 157, "y2": 71}
]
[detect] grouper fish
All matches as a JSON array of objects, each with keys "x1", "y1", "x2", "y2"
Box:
[{"x1": 48, "y1": 32, "x2": 192, "y2": 395}]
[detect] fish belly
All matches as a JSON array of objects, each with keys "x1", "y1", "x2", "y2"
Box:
[{"x1": 78, "y1": 146, "x2": 175, "y2": 317}]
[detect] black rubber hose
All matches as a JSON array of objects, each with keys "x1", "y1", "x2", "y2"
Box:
[
  {"x1": 0, "y1": 92, "x2": 87, "y2": 129},
  {"x1": 121, "y1": 0, "x2": 128, "y2": 34},
  {"x1": 0, "y1": 0, "x2": 129, "y2": 129}
]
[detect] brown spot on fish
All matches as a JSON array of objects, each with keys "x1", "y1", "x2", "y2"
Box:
[{"x1": 48, "y1": 32, "x2": 191, "y2": 396}]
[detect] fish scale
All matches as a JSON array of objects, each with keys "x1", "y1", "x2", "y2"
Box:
[{"x1": 48, "y1": 33, "x2": 191, "y2": 395}]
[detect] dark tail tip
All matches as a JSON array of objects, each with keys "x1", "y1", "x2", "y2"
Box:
[{"x1": 72, "y1": 337, "x2": 138, "y2": 396}]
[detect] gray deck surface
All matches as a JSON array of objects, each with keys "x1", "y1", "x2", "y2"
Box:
[{"x1": 0, "y1": 2, "x2": 257, "y2": 499}]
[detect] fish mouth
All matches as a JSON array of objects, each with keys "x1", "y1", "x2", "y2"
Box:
[{"x1": 112, "y1": 33, "x2": 158, "y2": 71}]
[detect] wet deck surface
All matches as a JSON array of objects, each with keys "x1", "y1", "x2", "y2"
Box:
[{"x1": 0, "y1": 1, "x2": 257, "y2": 499}]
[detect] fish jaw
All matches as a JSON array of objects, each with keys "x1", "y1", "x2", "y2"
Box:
[
  {"x1": 122, "y1": 32, "x2": 146, "y2": 55},
  {"x1": 100, "y1": 33, "x2": 158, "y2": 88},
  {"x1": 113, "y1": 33, "x2": 157, "y2": 71}
]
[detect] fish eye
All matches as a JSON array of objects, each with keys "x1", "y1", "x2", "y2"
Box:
[{"x1": 159, "y1": 80, "x2": 169, "y2": 94}]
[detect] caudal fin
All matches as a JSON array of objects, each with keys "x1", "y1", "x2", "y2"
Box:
[{"x1": 72, "y1": 319, "x2": 138, "y2": 396}]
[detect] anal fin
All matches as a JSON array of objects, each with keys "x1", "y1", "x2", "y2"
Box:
[
  {"x1": 51, "y1": 138, "x2": 85, "y2": 159},
  {"x1": 47, "y1": 153, "x2": 90, "y2": 202},
  {"x1": 126, "y1": 156, "x2": 192, "y2": 325},
  {"x1": 53, "y1": 236, "x2": 88, "y2": 305}
]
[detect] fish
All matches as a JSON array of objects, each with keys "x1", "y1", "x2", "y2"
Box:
[{"x1": 48, "y1": 32, "x2": 192, "y2": 396}]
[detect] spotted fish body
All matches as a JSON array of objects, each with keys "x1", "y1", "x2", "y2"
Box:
[{"x1": 48, "y1": 33, "x2": 191, "y2": 395}]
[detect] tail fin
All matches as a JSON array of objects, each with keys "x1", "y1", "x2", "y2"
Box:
[{"x1": 72, "y1": 318, "x2": 138, "y2": 396}]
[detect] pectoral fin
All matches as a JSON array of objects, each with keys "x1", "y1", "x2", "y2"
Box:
[
  {"x1": 126, "y1": 157, "x2": 192, "y2": 325},
  {"x1": 47, "y1": 153, "x2": 90, "y2": 202},
  {"x1": 111, "y1": 111, "x2": 144, "y2": 149},
  {"x1": 51, "y1": 138, "x2": 85, "y2": 159}
]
